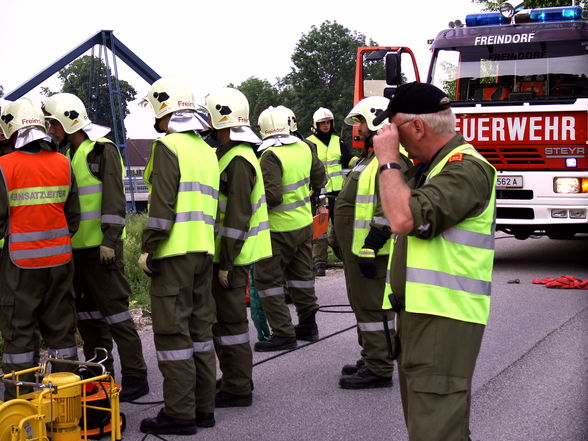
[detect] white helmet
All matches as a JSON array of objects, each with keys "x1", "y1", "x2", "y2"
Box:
[
  {"x1": 278, "y1": 105, "x2": 297, "y2": 133},
  {"x1": 145, "y1": 76, "x2": 197, "y2": 119},
  {"x1": 0, "y1": 97, "x2": 45, "y2": 139},
  {"x1": 42, "y1": 93, "x2": 91, "y2": 134},
  {"x1": 344, "y1": 96, "x2": 390, "y2": 132},
  {"x1": 204, "y1": 87, "x2": 250, "y2": 130},
  {"x1": 258, "y1": 106, "x2": 291, "y2": 139},
  {"x1": 312, "y1": 107, "x2": 334, "y2": 131}
]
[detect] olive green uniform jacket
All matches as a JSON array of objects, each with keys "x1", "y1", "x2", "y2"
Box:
[{"x1": 390, "y1": 134, "x2": 495, "y2": 441}]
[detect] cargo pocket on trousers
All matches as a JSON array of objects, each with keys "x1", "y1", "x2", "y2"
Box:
[
  {"x1": 0, "y1": 292, "x2": 15, "y2": 340},
  {"x1": 412, "y1": 375, "x2": 468, "y2": 396},
  {"x1": 150, "y1": 285, "x2": 181, "y2": 335}
]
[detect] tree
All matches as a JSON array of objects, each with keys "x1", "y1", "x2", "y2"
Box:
[
  {"x1": 281, "y1": 21, "x2": 377, "y2": 142},
  {"x1": 472, "y1": 0, "x2": 586, "y2": 10},
  {"x1": 232, "y1": 77, "x2": 281, "y2": 132},
  {"x1": 41, "y1": 55, "x2": 137, "y2": 133}
]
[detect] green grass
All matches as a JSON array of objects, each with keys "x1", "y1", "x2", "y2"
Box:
[{"x1": 123, "y1": 213, "x2": 151, "y2": 311}]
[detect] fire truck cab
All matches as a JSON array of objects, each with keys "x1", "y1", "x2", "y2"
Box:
[{"x1": 354, "y1": 5, "x2": 588, "y2": 239}]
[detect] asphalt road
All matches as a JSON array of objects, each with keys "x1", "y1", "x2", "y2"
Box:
[{"x1": 3, "y1": 234, "x2": 587, "y2": 440}]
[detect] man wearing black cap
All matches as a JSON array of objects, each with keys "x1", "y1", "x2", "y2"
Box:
[{"x1": 373, "y1": 82, "x2": 497, "y2": 441}]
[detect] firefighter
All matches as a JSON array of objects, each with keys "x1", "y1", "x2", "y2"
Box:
[
  {"x1": 307, "y1": 107, "x2": 355, "y2": 276},
  {"x1": 138, "y1": 76, "x2": 219, "y2": 435},
  {"x1": 0, "y1": 98, "x2": 80, "y2": 399},
  {"x1": 43, "y1": 93, "x2": 149, "y2": 402},
  {"x1": 253, "y1": 106, "x2": 327, "y2": 352},
  {"x1": 373, "y1": 82, "x2": 497, "y2": 440},
  {"x1": 0, "y1": 100, "x2": 10, "y2": 253},
  {"x1": 334, "y1": 96, "x2": 412, "y2": 389},
  {"x1": 203, "y1": 87, "x2": 271, "y2": 407}
]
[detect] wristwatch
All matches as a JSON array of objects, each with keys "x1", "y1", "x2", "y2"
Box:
[{"x1": 379, "y1": 162, "x2": 402, "y2": 172}]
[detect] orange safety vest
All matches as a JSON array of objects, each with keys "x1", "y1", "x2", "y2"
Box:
[{"x1": 0, "y1": 150, "x2": 73, "y2": 268}]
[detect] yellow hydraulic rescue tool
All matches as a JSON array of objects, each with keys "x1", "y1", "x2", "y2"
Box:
[{"x1": 0, "y1": 352, "x2": 122, "y2": 441}]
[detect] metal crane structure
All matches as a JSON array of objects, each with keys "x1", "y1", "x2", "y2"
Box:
[{"x1": 5, "y1": 30, "x2": 160, "y2": 212}]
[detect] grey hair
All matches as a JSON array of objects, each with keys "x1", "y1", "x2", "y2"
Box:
[{"x1": 397, "y1": 108, "x2": 456, "y2": 135}]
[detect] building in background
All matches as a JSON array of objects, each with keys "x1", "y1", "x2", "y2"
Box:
[{"x1": 124, "y1": 139, "x2": 152, "y2": 212}]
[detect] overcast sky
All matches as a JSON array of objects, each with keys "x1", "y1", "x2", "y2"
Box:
[{"x1": 1, "y1": 0, "x2": 483, "y2": 139}]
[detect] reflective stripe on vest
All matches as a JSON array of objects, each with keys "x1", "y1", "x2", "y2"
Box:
[
  {"x1": 0, "y1": 150, "x2": 72, "y2": 269},
  {"x1": 70, "y1": 138, "x2": 126, "y2": 249},
  {"x1": 307, "y1": 134, "x2": 344, "y2": 192},
  {"x1": 214, "y1": 144, "x2": 272, "y2": 265},
  {"x1": 351, "y1": 155, "x2": 391, "y2": 256},
  {"x1": 263, "y1": 141, "x2": 313, "y2": 232},
  {"x1": 404, "y1": 144, "x2": 496, "y2": 325},
  {"x1": 144, "y1": 132, "x2": 219, "y2": 259}
]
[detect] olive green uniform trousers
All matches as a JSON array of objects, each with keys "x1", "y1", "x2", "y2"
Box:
[
  {"x1": 149, "y1": 253, "x2": 216, "y2": 419},
  {"x1": 397, "y1": 310, "x2": 484, "y2": 441},
  {"x1": 212, "y1": 264, "x2": 252, "y2": 396},
  {"x1": 334, "y1": 214, "x2": 394, "y2": 377},
  {"x1": 0, "y1": 255, "x2": 78, "y2": 399},
  {"x1": 254, "y1": 225, "x2": 318, "y2": 338},
  {"x1": 73, "y1": 243, "x2": 147, "y2": 378}
]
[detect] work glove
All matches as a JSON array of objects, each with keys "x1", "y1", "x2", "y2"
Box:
[
  {"x1": 358, "y1": 248, "x2": 378, "y2": 279},
  {"x1": 218, "y1": 269, "x2": 231, "y2": 289},
  {"x1": 99, "y1": 245, "x2": 116, "y2": 264},
  {"x1": 138, "y1": 252, "x2": 158, "y2": 277}
]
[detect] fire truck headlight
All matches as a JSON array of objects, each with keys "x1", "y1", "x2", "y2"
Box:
[
  {"x1": 551, "y1": 209, "x2": 568, "y2": 218},
  {"x1": 554, "y1": 177, "x2": 580, "y2": 194}
]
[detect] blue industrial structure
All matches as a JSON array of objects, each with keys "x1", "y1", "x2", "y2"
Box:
[{"x1": 5, "y1": 30, "x2": 160, "y2": 212}]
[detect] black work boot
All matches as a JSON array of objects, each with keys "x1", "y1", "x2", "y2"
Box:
[
  {"x1": 120, "y1": 375, "x2": 149, "y2": 402},
  {"x1": 254, "y1": 334, "x2": 297, "y2": 352},
  {"x1": 215, "y1": 390, "x2": 253, "y2": 408},
  {"x1": 140, "y1": 409, "x2": 197, "y2": 435},
  {"x1": 295, "y1": 312, "x2": 319, "y2": 342},
  {"x1": 339, "y1": 366, "x2": 392, "y2": 389},
  {"x1": 196, "y1": 411, "x2": 215, "y2": 428},
  {"x1": 341, "y1": 358, "x2": 365, "y2": 375},
  {"x1": 314, "y1": 263, "x2": 326, "y2": 277}
]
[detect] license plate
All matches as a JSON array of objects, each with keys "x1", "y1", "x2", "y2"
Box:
[{"x1": 496, "y1": 175, "x2": 523, "y2": 188}]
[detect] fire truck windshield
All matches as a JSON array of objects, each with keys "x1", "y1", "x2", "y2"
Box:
[{"x1": 430, "y1": 39, "x2": 588, "y2": 103}]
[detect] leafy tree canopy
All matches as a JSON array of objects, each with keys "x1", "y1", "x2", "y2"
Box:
[
  {"x1": 284, "y1": 21, "x2": 377, "y2": 141},
  {"x1": 41, "y1": 55, "x2": 136, "y2": 132},
  {"x1": 235, "y1": 20, "x2": 376, "y2": 145},
  {"x1": 231, "y1": 77, "x2": 281, "y2": 132}
]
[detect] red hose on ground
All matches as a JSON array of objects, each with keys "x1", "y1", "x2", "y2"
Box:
[{"x1": 532, "y1": 275, "x2": 588, "y2": 290}]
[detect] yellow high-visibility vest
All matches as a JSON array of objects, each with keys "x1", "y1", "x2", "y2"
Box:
[
  {"x1": 144, "y1": 132, "x2": 219, "y2": 259},
  {"x1": 262, "y1": 141, "x2": 313, "y2": 232},
  {"x1": 215, "y1": 144, "x2": 271, "y2": 265},
  {"x1": 383, "y1": 144, "x2": 496, "y2": 325}
]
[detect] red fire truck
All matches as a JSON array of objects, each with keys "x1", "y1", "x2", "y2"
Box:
[{"x1": 353, "y1": 4, "x2": 588, "y2": 239}]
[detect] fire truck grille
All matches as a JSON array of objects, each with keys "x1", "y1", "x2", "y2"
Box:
[
  {"x1": 497, "y1": 207, "x2": 535, "y2": 220},
  {"x1": 496, "y1": 189, "x2": 534, "y2": 200},
  {"x1": 477, "y1": 148, "x2": 544, "y2": 166}
]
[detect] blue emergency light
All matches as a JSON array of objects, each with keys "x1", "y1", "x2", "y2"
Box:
[
  {"x1": 529, "y1": 6, "x2": 583, "y2": 22},
  {"x1": 465, "y1": 12, "x2": 510, "y2": 27},
  {"x1": 466, "y1": 5, "x2": 584, "y2": 27}
]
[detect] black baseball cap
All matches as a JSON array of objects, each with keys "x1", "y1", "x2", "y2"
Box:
[{"x1": 372, "y1": 82, "x2": 451, "y2": 126}]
